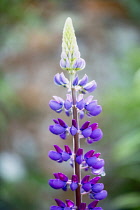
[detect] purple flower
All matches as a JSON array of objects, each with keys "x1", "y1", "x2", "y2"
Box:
[
  {"x1": 80, "y1": 122, "x2": 103, "y2": 144},
  {"x1": 84, "y1": 150, "x2": 105, "y2": 176},
  {"x1": 75, "y1": 148, "x2": 83, "y2": 164},
  {"x1": 85, "y1": 100, "x2": 102, "y2": 117},
  {"x1": 90, "y1": 190, "x2": 108, "y2": 200},
  {"x1": 88, "y1": 200, "x2": 103, "y2": 210},
  {"x1": 83, "y1": 80, "x2": 97, "y2": 93},
  {"x1": 70, "y1": 119, "x2": 78, "y2": 136},
  {"x1": 72, "y1": 75, "x2": 79, "y2": 86},
  {"x1": 49, "y1": 173, "x2": 68, "y2": 190},
  {"x1": 48, "y1": 145, "x2": 72, "y2": 162},
  {"x1": 54, "y1": 73, "x2": 69, "y2": 87},
  {"x1": 50, "y1": 199, "x2": 75, "y2": 210},
  {"x1": 81, "y1": 175, "x2": 91, "y2": 192},
  {"x1": 49, "y1": 118, "x2": 69, "y2": 139},
  {"x1": 49, "y1": 96, "x2": 64, "y2": 113},
  {"x1": 70, "y1": 175, "x2": 78, "y2": 191},
  {"x1": 78, "y1": 74, "x2": 88, "y2": 86}
]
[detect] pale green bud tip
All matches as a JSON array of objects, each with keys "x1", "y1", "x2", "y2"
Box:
[{"x1": 60, "y1": 17, "x2": 86, "y2": 73}]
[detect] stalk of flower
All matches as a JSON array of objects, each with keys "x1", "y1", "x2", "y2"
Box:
[{"x1": 48, "y1": 17, "x2": 107, "y2": 210}]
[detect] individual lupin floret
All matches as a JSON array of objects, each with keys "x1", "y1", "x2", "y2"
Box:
[
  {"x1": 49, "y1": 173, "x2": 68, "y2": 190},
  {"x1": 49, "y1": 96, "x2": 64, "y2": 113},
  {"x1": 54, "y1": 72, "x2": 69, "y2": 87},
  {"x1": 49, "y1": 118, "x2": 69, "y2": 139},
  {"x1": 48, "y1": 145, "x2": 72, "y2": 162},
  {"x1": 75, "y1": 148, "x2": 83, "y2": 164},
  {"x1": 83, "y1": 150, "x2": 105, "y2": 175},
  {"x1": 50, "y1": 199, "x2": 75, "y2": 210},
  {"x1": 60, "y1": 17, "x2": 86, "y2": 72},
  {"x1": 88, "y1": 200, "x2": 103, "y2": 210},
  {"x1": 80, "y1": 122, "x2": 103, "y2": 144},
  {"x1": 70, "y1": 175, "x2": 79, "y2": 191}
]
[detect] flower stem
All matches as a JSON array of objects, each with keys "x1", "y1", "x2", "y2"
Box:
[{"x1": 71, "y1": 83, "x2": 81, "y2": 209}]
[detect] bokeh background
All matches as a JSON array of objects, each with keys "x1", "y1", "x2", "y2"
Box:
[{"x1": 0, "y1": 0, "x2": 140, "y2": 210}]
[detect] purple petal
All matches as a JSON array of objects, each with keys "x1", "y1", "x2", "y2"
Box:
[
  {"x1": 90, "y1": 123, "x2": 98, "y2": 131},
  {"x1": 85, "y1": 100, "x2": 97, "y2": 111},
  {"x1": 92, "y1": 208, "x2": 103, "y2": 210},
  {"x1": 58, "y1": 173, "x2": 68, "y2": 182},
  {"x1": 48, "y1": 151, "x2": 61, "y2": 161},
  {"x1": 70, "y1": 182, "x2": 78, "y2": 191},
  {"x1": 94, "y1": 190, "x2": 107, "y2": 200},
  {"x1": 76, "y1": 99, "x2": 85, "y2": 110},
  {"x1": 64, "y1": 100, "x2": 72, "y2": 110},
  {"x1": 54, "y1": 73, "x2": 62, "y2": 85},
  {"x1": 90, "y1": 128, "x2": 103, "y2": 141},
  {"x1": 55, "y1": 199, "x2": 66, "y2": 207},
  {"x1": 49, "y1": 125, "x2": 65, "y2": 135},
  {"x1": 75, "y1": 58, "x2": 86, "y2": 69},
  {"x1": 60, "y1": 72, "x2": 69, "y2": 84},
  {"x1": 92, "y1": 183, "x2": 104, "y2": 193},
  {"x1": 62, "y1": 151, "x2": 70, "y2": 161},
  {"x1": 81, "y1": 175, "x2": 90, "y2": 184},
  {"x1": 89, "y1": 105, "x2": 102, "y2": 116},
  {"x1": 53, "y1": 173, "x2": 59, "y2": 179},
  {"x1": 71, "y1": 175, "x2": 78, "y2": 182},
  {"x1": 93, "y1": 153, "x2": 101, "y2": 158},
  {"x1": 76, "y1": 148, "x2": 83, "y2": 156},
  {"x1": 53, "y1": 119, "x2": 59, "y2": 124},
  {"x1": 65, "y1": 110, "x2": 71, "y2": 117},
  {"x1": 80, "y1": 121, "x2": 90, "y2": 130},
  {"x1": 84, "y1": 150, "x2": 95, "y2": 159},
  {"x1": 82, "y1": 182, "x2": 91, "y2": 192},
  {"x1": 79, "y1": 110, "x2": 84, "y2": 119},
  {"x1": 82, "y1": 127, "x2": 92, "y2": 138},
  {"x1": 50, "y1": 206, "x2": 62, "y2": 210},
  {"x1": 49, "y1": 179, "x2": 65, "y2": 189},
  {"x1": 70, "y1": 126, "x2": 77, "y2": 136},
  {"x1": 92, "y1": 159, "x2": 105, "y2": 169},
  {"x1": 84, "y1": 80, "x2": 97, "y2": 92},
  {"x1": 49, "y1": 100, "x2": 63, "y2": 111},
  {"x1": 76, "y1": 155, "x2": 83, "y2": 164},
  {"x1": 72, "y1": 119, "x2": 77, "y2": 128},
  {"x1": 90, "y1": 176, "x2": 101, "y2": 185},
  {"x1": 78, "y1": 74, "x2": 88, "y2": 86},
  {"x1": 86, "y1": 156, "x2": 98, "y2": 167},
  {"x1": 58, "y1": 118, "x2": 68, "y2": 128},
  {"x1": 54, "y1": 145, "x2": 63, "y2": 153},
  {"x1": 65, "y1": 200, "x2": 75, "y2": 208},
  {"x1": 64, "y1": 145, "x2": 72, "y2": 155},
  {"x1": 60, "y1": 132, "x2": 67, "y2": 140},
  {"x1": 72, "y1": 75, "x2": 79, "y2": 86},
  {"x1": 88, "y1": 200, "x2": 98, "y2": 209},
  {"x1": 86, "y1": 139, "x2": 94, "y2": 144}
]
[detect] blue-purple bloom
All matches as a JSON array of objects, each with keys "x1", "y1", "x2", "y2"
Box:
[
  {"x1": 80, "y1": 122, "x2": 103, "y2": 143},
  {"x1": 50, "y1": 199, "x2": 75, "y2": 210},
  {"x1": 49, "y1": 118, "x2": 69, "y2": 139},
  {"x1": 49, "y1": 17, "x2": 107, "y2": 210},
  {"x1": 70, "y1": 175, "x2": 78, "y2": 191},
  {"x1": 48, "y1": 145, "x2": 72, "y2": 162},
  {"x1": 49, "y1": 173, "x2": 68, "y2": 190}
]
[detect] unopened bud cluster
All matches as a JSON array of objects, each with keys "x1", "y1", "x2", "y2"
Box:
[{"x1": 48, "y1": 17, "x2": 107, "y2": 210}]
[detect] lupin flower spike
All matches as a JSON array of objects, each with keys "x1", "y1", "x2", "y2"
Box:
[{"x1": 49, "y1": 17, "x2": 107, "y2": 210}]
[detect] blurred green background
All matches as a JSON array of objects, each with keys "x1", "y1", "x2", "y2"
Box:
[{"x1": 0, "y1": 0, "x2": 140, "y2": 210}]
